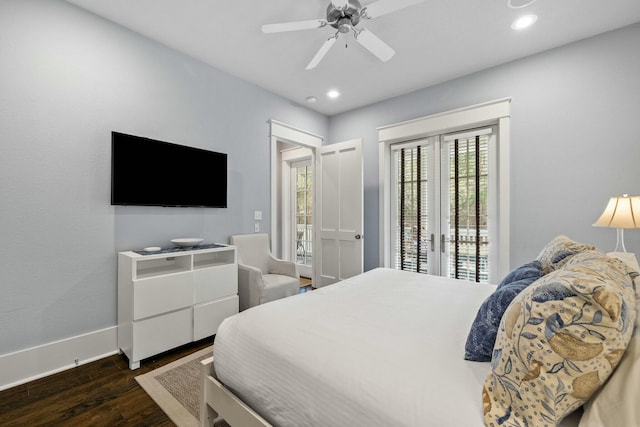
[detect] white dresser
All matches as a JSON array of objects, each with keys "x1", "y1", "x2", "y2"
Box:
[{"x1": 117, "y1": 245, "x2": 238, "y2": 369}]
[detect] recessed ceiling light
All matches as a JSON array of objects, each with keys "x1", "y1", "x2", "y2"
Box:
[
  {"x1": 306, "y1": 96, "x2": 317, "y2": 103},
  {"x1": 511, "y1": 14, "x2": 538, "y2": 30},
  {"x1": 327, "y1": 89, "x2": 340, "y2": 99}
]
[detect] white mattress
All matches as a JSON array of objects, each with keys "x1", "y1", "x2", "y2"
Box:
[{"x1": 213, "y1": 268, "x2": 581, "y2": 427}]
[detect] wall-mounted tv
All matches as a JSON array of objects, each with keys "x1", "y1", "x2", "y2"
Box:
[{"x1": 111, "y1": 132, "x2": 227, "y2": 208}]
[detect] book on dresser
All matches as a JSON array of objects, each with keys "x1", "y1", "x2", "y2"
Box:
[{"x1": 117, "y1": 244, "x2": 238, "y2": 369}]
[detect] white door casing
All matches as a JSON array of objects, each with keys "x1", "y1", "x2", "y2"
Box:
[
  {"x1": 269, "y1": 120, "x2": 322, "y2": 286},
  {"x1": 378, "y1": 98, "x2": 511, "y2": 281},
  {"x1": 317, "y1": 139, "x2": 364, "y2": 287}
]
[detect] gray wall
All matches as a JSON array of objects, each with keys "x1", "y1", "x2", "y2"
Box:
[
  {"x1": 328, "y1": 23, "x2": 640, "y2": 271},
  {"x1": 0, "y1": 0, "x2": 328, "y2": 355}
]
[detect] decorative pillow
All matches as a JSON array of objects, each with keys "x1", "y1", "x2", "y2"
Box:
[
  {"x1": 496, "y1": 260, "x2": 545, "y2": 291},
  {"x1": 575, "y1": 252, "x2": 640, "y2": 427},
  {"x1": 563, "y1": 250, "x2": 640, "y2": 281},
  {"x1": 579, "y1": 298, "x2": 640, "y2": 427},
  {"x1": 536, "y1": 234, "x2": 595, "y2": 273},
  {"x1": 483, "y1": 251, "x2": 637, "y2": 427},
  {"x1": 465, "y1": 261, "x2": 545, "y2": 361},
  {"x1": 606, "y1": 251, "x2": 640, "y2": 273}
]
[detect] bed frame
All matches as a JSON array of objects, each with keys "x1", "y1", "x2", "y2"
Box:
[{"x1": 199, "y1": 356, "x2": 272, "y2": 427}]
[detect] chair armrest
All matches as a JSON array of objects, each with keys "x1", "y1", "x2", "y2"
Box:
[
  {"x1": 237, "y1": 264, "x2": 267, "y2": 311},
  {"x1": 267, "y1": 255, "x2": 299, "y2": 279},
  {"x1": 238, "y1": 264, "x2": 266, "y2": 289}
]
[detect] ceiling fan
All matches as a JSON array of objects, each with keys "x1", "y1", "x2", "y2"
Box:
[{"x1": 262, "y1": 0, "x2": 426, "y2": 70}]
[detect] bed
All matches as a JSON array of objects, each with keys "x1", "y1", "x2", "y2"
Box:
[
  {"x1": 200, "y1": 265, "x2": 614, "y2": 426},
  {"x1": 200, "y1": 236, "x2": 640, "y2": 427}
]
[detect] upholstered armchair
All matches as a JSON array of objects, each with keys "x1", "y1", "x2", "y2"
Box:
[{"x1": 229, "y1": 233, "x2": 300, "y2": 311}]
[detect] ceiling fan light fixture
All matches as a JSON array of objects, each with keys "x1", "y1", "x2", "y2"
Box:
[
  {"x1": 338, "y1": 17, "x2": 352, "y2": 33},
  {"x1": 511, "y1": 14, "x2": 538, "y2": 30},
  {"x1": 328, "y1": 1, "x2": 361, "y2": 29}
]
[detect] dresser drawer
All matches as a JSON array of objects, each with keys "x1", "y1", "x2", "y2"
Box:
[
  {"x1": 193, "y1": 295, "x2": 239, "y2": 341},
  {"x1": 133, "y1": 272, "x2": 193, "y2": 320},
  {"x1": 132, "y1": 308, "x2": 192, "y2": 361},
  {"x1": 193, "y1": 264, "x2": 238, "y2": 304}
]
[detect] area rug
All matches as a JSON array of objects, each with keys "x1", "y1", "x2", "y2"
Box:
[{"x1": 136, "y1": 347, "x2": 213, "y2": 427}]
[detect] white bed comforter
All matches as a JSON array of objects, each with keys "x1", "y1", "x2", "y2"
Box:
[{"x1": 213, "y1": 268, "x2": 581, "y2": 427}]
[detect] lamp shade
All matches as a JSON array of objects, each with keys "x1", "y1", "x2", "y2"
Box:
[{"x1": 593, "y1": 195, "x2": 640, "y2": 229}]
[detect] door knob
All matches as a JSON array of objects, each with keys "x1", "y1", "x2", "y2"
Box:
[{"x1": 355, "y1": 234, "x2": 362, "y2": 240}]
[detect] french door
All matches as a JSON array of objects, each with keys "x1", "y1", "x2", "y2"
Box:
[{"x1": 390, "y1": 127, "x2": 496, "y2": 283}]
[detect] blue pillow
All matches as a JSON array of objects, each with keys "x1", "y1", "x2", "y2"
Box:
[
  {"x1": 464, "y1": 260, "x2": 544, "y2": 362},
  {"x1": 496, "y1": 260, "x2": 545, "y2": 291}
]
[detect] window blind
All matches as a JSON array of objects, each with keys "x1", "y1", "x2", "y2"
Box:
[
  {"x1": 448, "y1": 134, "x2": 489, "y2": 283},
  {"x1": 393, "y1": 145, "x2": 429, "y2": 273}
]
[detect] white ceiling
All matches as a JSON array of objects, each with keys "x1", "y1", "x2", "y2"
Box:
[{"x1": 66, "y1": 0, "x2": 640, "y2": 116}]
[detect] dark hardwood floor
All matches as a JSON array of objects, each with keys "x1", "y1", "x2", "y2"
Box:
[
  {"x1": 0, "y1": 338, "x2": 214, "y2": 426},
  {"x1": 2, "y1": 278, "x2": 313, "y2": 425}
]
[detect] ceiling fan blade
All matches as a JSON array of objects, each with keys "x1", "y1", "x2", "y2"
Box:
[
  {"x1": 354, "y1": 28, "x2": 395, "y2": 62},
  {"x1": 361, "y1": 0, "x2": 426, "y2": 19},
  {"x1": 262, "y1": 19, "x2": 327, "y2": 33},
  {"x1": 306, "y1": 36, "x2": 338, "y2": 70}
]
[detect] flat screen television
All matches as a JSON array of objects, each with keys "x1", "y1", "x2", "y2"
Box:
[{"x1": 111, "y1": 132, "x2": 227, "y2": 208}]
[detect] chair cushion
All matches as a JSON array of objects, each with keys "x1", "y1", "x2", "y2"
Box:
[
  {"x1": 260, "y1": 274, "x2": 300, "y2": 304},
  {"x1": 230, "y1": 233, "x2": 272, "y2": 273}
]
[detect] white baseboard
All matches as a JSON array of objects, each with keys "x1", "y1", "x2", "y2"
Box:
[{"x1": 0, "y1": 326, "x2": 118, "y2": 391}]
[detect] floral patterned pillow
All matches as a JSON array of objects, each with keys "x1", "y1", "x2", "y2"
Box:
[
  {"x1": 483, "y1": 251, "x2": 637, "y2": 427},
  {"x1": 536, "y1": 235, "x2": 595, "y2": 273}
]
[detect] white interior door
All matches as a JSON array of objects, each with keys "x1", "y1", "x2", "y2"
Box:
[{"x1": 317, "y1": 139, "x2": 363, "y2": 287}]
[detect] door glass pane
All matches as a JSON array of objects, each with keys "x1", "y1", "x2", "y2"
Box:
[
  {"x1": 445, "y1": 135, "x2": 489, "y2": 283},
  {"x1": 391, "y1": 145, "x2": 430, "y2": 273},
  {"x1": 295, "y1": 165, "x2": 313, "y2": 266}
]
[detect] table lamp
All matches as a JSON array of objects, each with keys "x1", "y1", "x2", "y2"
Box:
[{"x1": 593, "y1": 194, "x2": 640, "y2": 252}]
